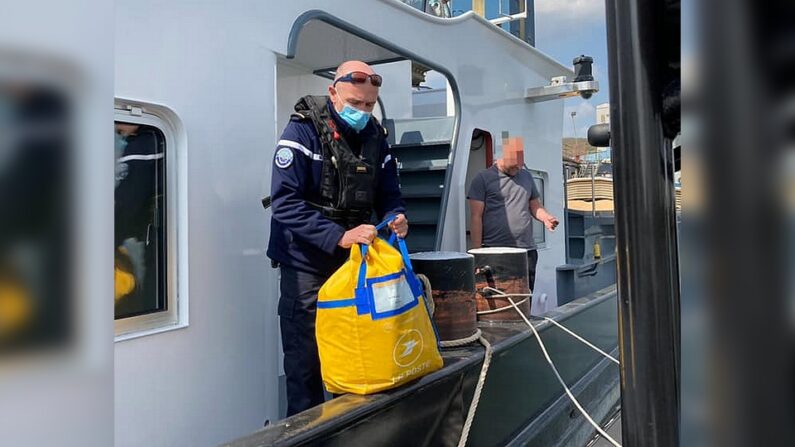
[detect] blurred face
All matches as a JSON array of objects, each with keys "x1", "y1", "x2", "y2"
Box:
[{"x1": 501, "y1": 143, "x2": 525, "y2": 176}]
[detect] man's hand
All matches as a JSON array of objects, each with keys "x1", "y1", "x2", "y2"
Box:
[
  {"x1": 389, "y1": 214, "x2": 409, "y2": 238},
  {"x1": 338, "y1": 224, "x2": 377, "y2": 248},
  {"x1": 543, "y1": 215, "x2": 560, "y2": 231}
]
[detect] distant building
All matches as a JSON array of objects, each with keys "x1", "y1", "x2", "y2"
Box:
[
  {"x1": 454, "y1": 0, "x2": 535, "y2": 46},
  {"x1": 400, "y1": 0, "x2": 535, "y2": 46},
  {"x1": 596, "y1": 103, "x2": 610, "y2": 124},
  {"x1": 562, "y1": 137, "x2": 595, "y2": 162},
  {"x1": 403, "y1": 0, "x2": 535, "y2": 117}
]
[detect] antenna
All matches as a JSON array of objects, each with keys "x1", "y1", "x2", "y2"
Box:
[{"x1": 570, "y1": 111, "x2": 578, "y2": 140}]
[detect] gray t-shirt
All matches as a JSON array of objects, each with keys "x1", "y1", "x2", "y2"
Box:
[{"x1": 467, "y1": 165, "x2": 540, "y2": 249}]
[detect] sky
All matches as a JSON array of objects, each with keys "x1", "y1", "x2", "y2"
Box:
[
  {"x1": 423, "y1": 0, "x2": 609, "y2": 139},
  {"x1": 534, "y1": 0, "x2": 609, "y2": 138}
]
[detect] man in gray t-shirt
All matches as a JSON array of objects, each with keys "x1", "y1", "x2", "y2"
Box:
[{"x1": 467, "y1": 138, "x2": 559, "y2": 290}]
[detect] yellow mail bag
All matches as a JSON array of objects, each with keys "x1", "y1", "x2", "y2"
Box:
[{"x1": 316, "y1": 222, "x2": 443, "y2": 395}]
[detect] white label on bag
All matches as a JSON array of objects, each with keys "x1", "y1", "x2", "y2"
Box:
[{"x1": 371, "y1": 274, "x2": 415, "y2": 314}]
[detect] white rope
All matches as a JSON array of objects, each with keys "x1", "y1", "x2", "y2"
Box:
[
  {"x1": 505, "y1": 296, "x2": 622, "y2": 447},
  {"x1": 416, "y1": 273, "x2": 435, "y2": 316},
  {"x1": 414, "y1": 268, "x2": 493, "y2": 446},
  {"x1": 417, "y1": 273, "x2": 480, "y2": 349},
  {"x1": 482, "y1": 286, "x2": 533, "y2": 298},
  {"x1": 456, "y1": 335, "x2": 493, "y2": 447},
  {"x1": 482, "y1": 287, "x2": 619, "y2": 365},
  {"x1": 475, "y1": 297, "x2": 529, "y2": 315},
  {"x1": 440, "y1": 328, "x2": 482, "y2": 348},
  {"x1": 539, "y1": 317, "x2": 620, "y2": 365},
  {"x1": 453, "y1": 283, "x2": 620, "y2": 446},
  {"x1": 476, "y1": 286, "x2": 531, "y2": 316},
  {"x1": 423, "y1": 278, "x2": 615, "y2": 446}
]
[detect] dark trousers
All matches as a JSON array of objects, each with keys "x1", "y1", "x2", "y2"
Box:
[
  {"x1": 527, "y1": 249, "x2": 538, "y2": 292},
  {"x1": 278, "y1": 266, "x2": 327, "y2": 417}
]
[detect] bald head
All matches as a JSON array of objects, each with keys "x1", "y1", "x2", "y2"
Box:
[
  {"x1": 334, "y1": 60, "x2": 375, "y2": 81},
  {"x1": 328, "y1": 60, "x2": 380, "y2": 118}
]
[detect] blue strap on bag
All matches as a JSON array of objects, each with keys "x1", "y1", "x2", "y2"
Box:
[
  {"x1": 390, "y1": 222, "x2": 441, "y2": 345},
  {"x1": 354, "y1": 216, "x2": 394, "y2": 315},
  {"x1": 345, "y1": 216, "x2": 440, "y2": 344},
  {"x1": 354, "y1": 216, "x2": 422, "y2": 317}
]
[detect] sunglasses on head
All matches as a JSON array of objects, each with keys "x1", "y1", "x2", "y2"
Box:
[{"x1": 333, "y1": 71, "x2": 383, "y2": 87}]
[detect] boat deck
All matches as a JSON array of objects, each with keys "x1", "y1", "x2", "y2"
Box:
[{"x1": 224, "y1": 287, "x2": 620, "y2": 447}]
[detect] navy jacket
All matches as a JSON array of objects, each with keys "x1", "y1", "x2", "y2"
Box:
[
  {"x1": 115, "y1": 128, "x2": 163, "y2": 247},
  {"x1": 267, "y1": 100, "x2": 405, "y2": 276}
]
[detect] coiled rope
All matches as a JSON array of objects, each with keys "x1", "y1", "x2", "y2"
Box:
[{"x1": 440, "y1": 328, "x2": 483, "y2": 348}]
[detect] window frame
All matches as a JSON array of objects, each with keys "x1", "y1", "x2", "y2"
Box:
[
  {"x1": 114, "y1": 101, "x2": 187, "y2": 341},
  {"x1": 526, "y1": 167, "x2": 548, "y2": 250}
]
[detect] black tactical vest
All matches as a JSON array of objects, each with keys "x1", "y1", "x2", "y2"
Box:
[{"x1": 293, "y1": 95, "x2": 386, "y2": 229}]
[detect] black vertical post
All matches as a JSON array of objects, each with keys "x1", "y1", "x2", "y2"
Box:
[{"x1": 604, "y1": 0, "x2": 681, "y2": 445}]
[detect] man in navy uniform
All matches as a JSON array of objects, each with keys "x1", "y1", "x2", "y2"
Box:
[
  {"x1": 267, "y1": 60, "x2": 408, "y2": 416},
  {"x1": 114, "y1": 123, "x2": 164, "y2": 314}
]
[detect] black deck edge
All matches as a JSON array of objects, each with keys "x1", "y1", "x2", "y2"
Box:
[
  {"x1": 504, "y1": 348, "x2": 621, "y2": 447},
  {"x1": 223, "y1": 286, "x2": 618, "y2": 447}
]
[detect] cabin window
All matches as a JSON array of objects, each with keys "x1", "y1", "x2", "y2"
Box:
[
  {"x1": 114, "y1": 104, "x2": 181, "y2": 338},
  {"x1": 528, "y1": 169, "x2": 547, "y2": 248}
]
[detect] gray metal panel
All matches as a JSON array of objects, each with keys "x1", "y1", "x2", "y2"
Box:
[
  {"x1": 290, "y1": 20, "x2": 402, "y2": 71},
  {"x1": 384, "y1": 117, "x2": 456, "y2": 145},
  {"x1": 556, "y1": 256, "x2": 617, "y2": 307}
]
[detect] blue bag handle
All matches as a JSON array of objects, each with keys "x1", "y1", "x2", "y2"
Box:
[
  {"x1": 396, "y1": 237, "x2": 415, "y2": 275},
  {"x1": 354, "y1": 215, "x2": 398, "y2": 315},
  {"x1": 356, "y1": 215, "x2": 396, "y2": 292},
  {"x1": 377, "y1": 215, "x2": 414, "y2": 274},
  {"x1": 353, "y1": 214, "x2": 427, "y2": 319},
  {"x1": 356, "y1": 215, "x2": 412, "y2": 290}
]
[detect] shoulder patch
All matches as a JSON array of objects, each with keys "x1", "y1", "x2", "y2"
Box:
[{"x1": 275, "y1": 147, "x2": 294, "y2": 169}]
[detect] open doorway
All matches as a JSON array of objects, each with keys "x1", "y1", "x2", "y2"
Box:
[{"x1": 464, "y1": 129, "x2": 494, "y2": 249}]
